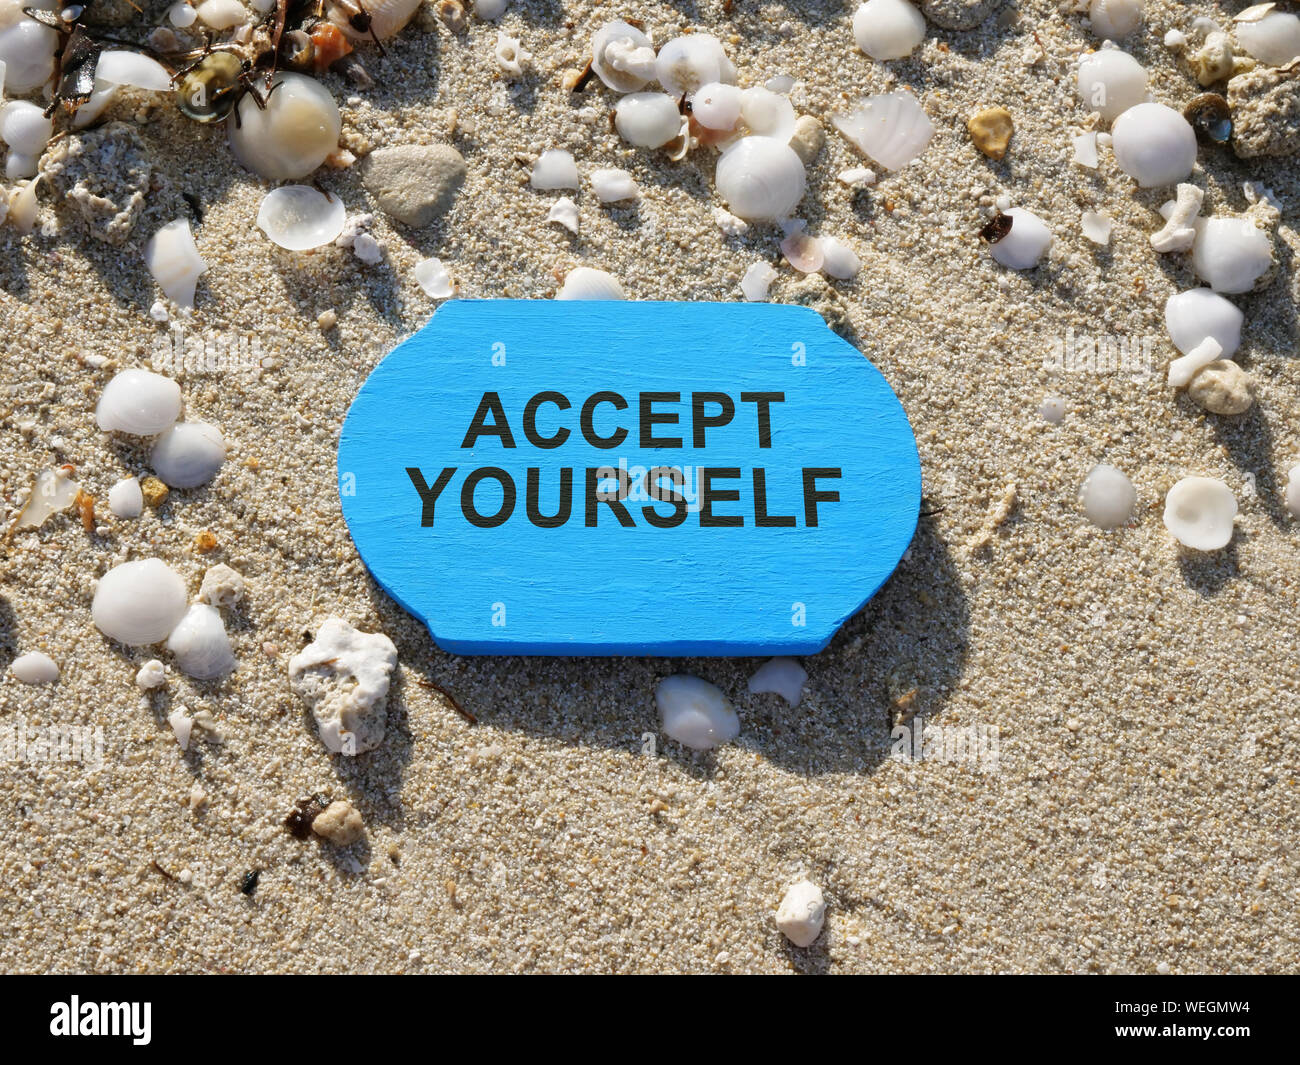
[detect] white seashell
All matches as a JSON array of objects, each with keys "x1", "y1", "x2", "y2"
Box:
[
  {"x1": 1111, "y1": 103, "x2": 1196, "y2": 187},
  {"x1": 781, "y1": 224, "x2": 823, "y2": 273},
  {"x1": 12, "y1": 651, "x2": 58, "y2": 684},
  {"x1": 1150, "y1": 182, "x2": 1203, "y2": 253},
  {"x1": 151, "y1": 422, "x2": 226, "y2": 488},
  {"x1": 73, "y1": 83, "x2": 118, "y2": 130},
  {"x1": 1039, "y1": 395, "x2": 1067, "y2": 423},
  {"x1": 1089, "y1": 0, "x2": 1142, "y2": 41},
  {"x1": 820, "y1": 237, "x2": 862, "y2": 278},
  {"x1": 590, "y1": 167, "x2": 639, "y2": 203},
  {"x1": 1165, "y1": 288, "x2": 1243, "y2": 357},
  {"x1": 1163, "y1": 476, "x2": 1236, "y2": 550},
  {"x1": 832, "y1": 91, "x2": 934, "y2": 170},
  {"x1": 1080, "y1": 464, "x2": 1135, "y2": 528},
  {"x1": 1168, "y1": 336, "x2": 1223, "y2": 388},
  {"x1": 741, "y1": 261, "x2": 777, "y2": 301},
  {"x1": 96, "y1": 369, "x2": 182, "y2": 436},
  {"x1": 837, "y1": 166, "x2": 876, "y2": 185},
  {"x1": 5, "y1": 152, "x2": 37, "y2": 180},
  {"x1": 1285, "y1": 464, "x2": 1300, "y2": 520},
  {"x1": 655, "y1": 674, "x2": 740, "y2": 751},
  {"x1": 1191, "y1": 216, "x2": 1272, "y2": 293},
  {"x1": 590, "y1": 21, "x2": 656, "y2": 93},
  {"x1": 256, "y1": 186, "x2": 346, "y2": 250},
  {"x1": 143, "y1": 218, "x2": 207, "y2": 309},
  {"x1": 1164, "y1": 29, "x2": 1186, "y2": 48},
  {"x1": 95, "y1": 50, "x2": 173, "y2": 91},
  {"x1": 475, "y1": 0, "x2": 508, "y2": 18},
  {"x1": 1072, "y1": 131, "x2": 1099, "y2": 168},
  {"x1": 108, "y1": 477, "x2": 144, "y2": 518},
  {"x1": 13, "y1": 467, "x2": 78, "y2": 531},
  {"x1": 546, "y1": 196, "x2": 579, "y2": 233},
  {"x1": 989, "y1": 207, "x2": 1053, "y2": 269},
  {"x1": 0, "y1": 15, "x2": 57, "y2": 93},
  {"x1": 290, "y1": 617, "x2": 397, "y2": 755},
  {"x1": 715, "y1": 136, "x2": 806, "y2": 221},
  {"x1": 775, "y1": 879, "x2": 825, "y2": 947},
  {"x1": 414, "y1": 257, "x2": 454, "y2": 298},
  {"x1": 852, "y1": 0, "x2": 926, "y2": 61},
  {"x1": 494, "y1": 32, "x2": 530, "y2": 78},
  {"x1": 739, "y1": 87, "x2": 796, "y2": 141},
  {"x1": 169, "y1": 3, "x2": 198, "y2": 28},
  {"x1": 168, "y1": 708, "x2": 192, "y2": 750},
  {"x1": 747, "y1": 657, "x2": 807, "y2": 707},
  {"x1": 1076, "y1": 48, "x2": 1147, "y2": 121},
  {"x1": 556, "y1": 267, "x2": 625, "y2": 300},
  {"x1": 614, "y1": 92, "x2": 683, "y2": 148},
  {"x1": 199, "y1": 563, "x2": 245, "y2": 608},
  {"x1": 136, "y1": 658, "x2": 167, "y2": 689},
  {"x1": 1081, "y1": 210, "x2": 1112, "y2": 245},
  {"x1": 194, "y1": 0, "x2": 246, "y2": 29},
  {"x1": 1235, "y1": 12, "x2": 1300, "y2": 66},
  {"x1": 530, "y1": 148, "x2": 580, "y2": 189},
  {"x1": 329, "y1": 0, "x2": 420, "y2": 39},
  {"x1": 690, "y1": 82, "x2": 742, "y2": 131},
  {"x1": 92, "y1": 559, "x2": 189, "y2": 646},
  {"x1": 8, "y1": 177, "x2": 38, "y2": 233},
  {"x1": 655, "y1": 34, "x2": 730, "y2": 96},
  {"x1": 166, "y1": 603, "x2": 236, "y2": 679},
  {"x1": 0, "y1": 100, "x2": 52, "y2": 155},
  {"x1": 229, "y1": 73, "x2": 340, "y2": 181}
]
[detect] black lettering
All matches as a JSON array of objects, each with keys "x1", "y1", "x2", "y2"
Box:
[
  {"x1": 523, "y1": 391, "x2": 571, "y2": 450},
  {"x1": 580, "y1": 392, "x2": 629, "y2": 449},
  {"x1": 691, "y1": 391, "x2": 735, "y2": 448},
  {"x1": 802, "y1": 467, "x2": 841, "y2": 527},
  {"x1": 740, "y1": 392, "x2": 784, "y2": 448},
  {"x1": 585, "y1": 466, "x2": 634, "y2": 527},
  {"x1": 406, "y1": 466, "x2": 456, "y2": 527},
  {"x1": 461, "y1": 392, "x2": 516, "y2": 449},
  {"x1": 642, "y1": 466, "x2": 688, "y2": 528},
  {"x1": 525, "y1": 467, "x2": 572, "y2": 528},
  {"x1": 461, "y1": 467, "x2": 516, "y2": 527},
  {"x1": 700, "y1": 467, "x2": 743, "y2": 527},
  {"x1": 639, "y1": 392, "x2": 682, "y2": 448},
  {"x1": 752, "y1": 468, "x2": 796, "y2": 527}
]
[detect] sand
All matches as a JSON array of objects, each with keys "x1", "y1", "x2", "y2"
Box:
[{"x1": 0, "y1": 0, "x2": 1298, "y2": 974}]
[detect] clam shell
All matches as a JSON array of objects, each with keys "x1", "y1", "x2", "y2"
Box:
[
  {"x1": 1111, "y1": 102, "x2": 1197, "y2": 187},
  {"x1": 92, "y1": 559, "x2": 189, "y2": 646},
  {"x1": 615, "y1": 93, "x2": 683, "y2": 149},
  {"x1": 151, "y1": 422, "x2": 226, "y2": 488},
  {"x1": 166, "y1": 603, "x2": 237, "y2": 679},
  {"x1": 1163, "y1": 477, "x2": 1237, "y2": 550},
  {"x1": 96, "y1": 369, "x2": 182, "y2": 436},
  {"x1": 739, "y1": 86, "x2": 796, "y2": 141},
  {"x1": 556, "y1": 267, "x2": 625, "y2": 300},
  {"x1": 1076, "y1": 48, "x2": 1148, "y2": 121},
  {"x1": 656, "y1": 34, "x2": 730, "y2": 96},
  {"x1": 256, "y1": 186, "x2": 346, "y2": 251},
  {"x1": 1164, "y1": 288, "x2": 1244, "y2": 356},
  {"x1": 852, "y1": 0, "x2": 926, "y2": 61},
  {"x1": 530, "y1": 148, "x2": 580, "y2": 189},
  {"x1": 831, "y1": 90, "x2": 934, "y2": 170},
  {"x1": 715, "y1": 135, "x2": 806, "y2": 221}
]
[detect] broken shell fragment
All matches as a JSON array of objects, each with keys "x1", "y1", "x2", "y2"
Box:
[
  {"x1": 13, "y1": 466, "x2": 79, "y2": 531},
  {"x1": 96, "y1": 369, "x2": 182, "y2": 436},
  {"x1": 655, "y1": 674, "x2": 740, "y2": 751},
  {"x1": 229, "y1": 72, "x2": 341, "y2": 181},
  {"x1": 1168, "y1": 336, "x2": 1223, "y2": 389},
  {"x1": 143, "y1": 218, "x2": 207, "y2": 309},
  {"x1": 1163, "y1": 476, "x2": 1237, "y2": 550},
  {"x1": 329, "y1": 0, "x2": 421, "y2": 40},
  {"x1": 775, "y1": 879, "x2": 826, "y2": 948},
  {"x1": 1191, "y1": 215, "x2": 1273, "y2": 293},
  {"x1": 747, "y1": 657, "x2": 808, "y2": 707},
  {"x1": 166, "y1": 603, "x2": 237, "y2": 680},
  {"x1": 95, "y1": 50, "x2": 173, "y2": 91},
  {"x1": 256, "y1": 186, "x2": 346, "y2": 251},
  {"x1": 546, "y1": 196, "x2": 579, "y2": 233},
  {"x1": 820, "y1": 237, "x2": 862, "y2": 279},
  {"x1": 715, "y1": 136, "x2": 806, "y2": 221},
  {"x1": 414, "y1": 257, "x2": 454, "y2": 298},
  {"x1": 832, "y1": 91, "x2": 934, "y2": 170},
  {"x1": 1164, "y1": 288, "x2": 1243, "y2": 357},
  {"x1": 150, "y1": 422, "x2": 226, "y2": 488},
  {"x1": 590, "y1": 168, "x2": 639, "y2": 203},
  {"x1": 530, "y1": 148, "x2": 580, "y2": 189},
  {"x1": 1150, "y1": 182, "x2": 1204, "y2": 253},
  {"x1": 1235, "y1": 11, "x2": 1300, "y2": 67},
  {"x1": 92, "y1": 559, "x2": 189, "y2": 646},
  {"x1": 740, "y1": 261, "x2": 777, "y2": 301}
]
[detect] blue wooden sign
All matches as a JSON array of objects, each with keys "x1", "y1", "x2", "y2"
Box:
[{"x1": 338, "y1": 300, "x2": 920, "y2": 655}]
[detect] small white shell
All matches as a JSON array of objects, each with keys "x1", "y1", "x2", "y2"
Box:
[
  {"x1": 781, "y1": 227, "x2": 824, "y2": 273},
  {"x1": 1235, "y1": 12, "x2": 1300, "y2": 66},
  {"x1": 329, "y1": 0, "x2": 420, "y2": 40},
  {"x1": 715, "y1": 136, "x2": 806, "y2": 221},
  {"x1": 741, "y1": 261, "x2": 778, "y2": 301},
  {"x1": 6, "y1": 151, "x2": 38, "y2": 180},
  {"x1": 92, "y1": 559, "x2": 189, "y2": 646},
  {"x1": 96, "y1": 369, "x2": 182, "y2": 436},
  {"x1": 414, "y1": 257, "x2": 454, "y2": 298},
  {"x1": 95, "y1": 50, "x2": 173, "y2": 91},
  {"x1": 820, "y1": 237, "x2": 862, "y2": 279},
  {"x1": 590, "y1": 168, "x2": 639, "y2": 203},
  {"x1": 852, "y1": 0, "x2": 926, "y2": 61},
  {"x1": 655, "y1": 674, "x2": 740, "y2": 751},
  {"x1": 1089, "y1": 0, "x2": 1143, "y2": 41},
  {"x1": 546, "y1": 196, "x2": 579, "y2": 233},
  {"x1": 229, "y1": 73, "x2": 341, "y2": 181},
  {"x1": 151, "y1": 422, "x2": 226, "y2": 488},
  {"x1": 747, "y1": 657, "x2": 807, "y2": 707},
  {"x1": 1076, "y1": 48, "x2": 1147, "y2": 121},
  {"x1": 530, "y1": 148, "x2": 580, "y2": 189},
  {"x1": 0, "y1": 100, "x2": 52, "y2": 156},
  {"x1": 0, "y1": 17, "x2": 58, "y2": 93},
  {"x1": 738, "y1": 87, "x2": 796, "y2": 141},
  {"x1": 591, "y1": 20, "x2": 656, "y2": 93},
  {"x1": 1191, "y1": 217, "x2": 1272, "y2": 293},
  {"x1": 832, "y1": 91, "x2": 934, "y2": 170},
  {"x1": 775, "y1": 879, "x2": 825, "y2": 947},
  {"x1": 143, "y1": 218, "x2": 207, "y2": 309},
  {"x1": 256, "y1": 186, "x2": 346, "y2": 251},
  {"x1": 1080, "y1": 463, "x2": 1136, "y2": 528},
  {"x1": 1164, "y1": 288, "x2": 1244, "y2": 356},
  {"x1": 690, "y1": 82, "x2": 743, "y2": 131},
  {"x1": 615, "y1": 92, "x2": 683, "y2": 148},
  {"x1": 169, "y1": 3, "x2": 198, "y2": 28},
  {"x1": 494, "y1": 32, "x2": 530, "y2": 78},
  {"x1": 166, "y1": 603, "x2": 237, "y2": 679},
  {"x1": 136, "y1": 659, "x2": 167, "y2": 689},
  {"x1": 1111, "y1": 103, "x2": 1197, "y2": 187},
  {"x1": 12, "y1": 651, "x2": 59, "y2": 684},
  {"x1": 989, "y1": 207, "x2": 1053, "y2": 269},
  {"x1": 556, "y1": 267, "x2": 625, "y2": 300},
  {"x1": 1163, "y1": 476, "x2": 1237, "y2": 550},
  {"x1": 475, "y1": 0, "x2": 508, "y2": 18},
  {"x1": 108, "y1": 477, "x2": 144, "y2": 518},
  {"x1": 195, "y1": 0, "x2": 246, "y2": 29},
  {"x1": 655, "y1": 34, "x2": 730, "y2": 96},
  {"x1": 1072, "y1": 131, "x2": 1099, "y2": 168},
  {"x1": 1081, "y1": 210, "x2": 1112, "y2": 245}
]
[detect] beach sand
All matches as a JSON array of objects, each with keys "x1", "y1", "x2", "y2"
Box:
[{"x1": 0, "y1": 0, "x2": 1297, "y2": 973}]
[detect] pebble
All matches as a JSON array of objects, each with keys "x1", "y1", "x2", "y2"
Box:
[
  {"x1": 317, "y1": 309, "x2": 338, "y2": 331},
  {"x1": 655, "y1": 675, "x2": 740, "y2": 751},
  {"x1": 747, "y1": 657, "x2": 808, "y2": 706},
  {"x1": 1080, "y1": 464, "x2": 1136, "y2": 529},
  {"x1": 360, "y1": 144, "x2": 467, "y2": 226},
  {"x1": 1186, "y1": 360, "x2": 1255, "y2": 415},
  {"x1": 968, "y1": 106, "x2": 1014, "y2": 160},
  {"x1": 289, "y1": 618, "x2": 398, "y2": 755},
  {"x1": 12, "y1": 651, "x2": 59, "y2": 684},
  {"x1": 140, "y1": 476, "x2": 169, "y2": 508},
  {"x1": 1163, "y1": 476, "x2": 1237, "y2": 550},
  {"x1": 312, "y1": 800, "x2": 365, "y2": 845},
  {"x1": 775, "y1": 879, "x2": 826, "y2": 947}
]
